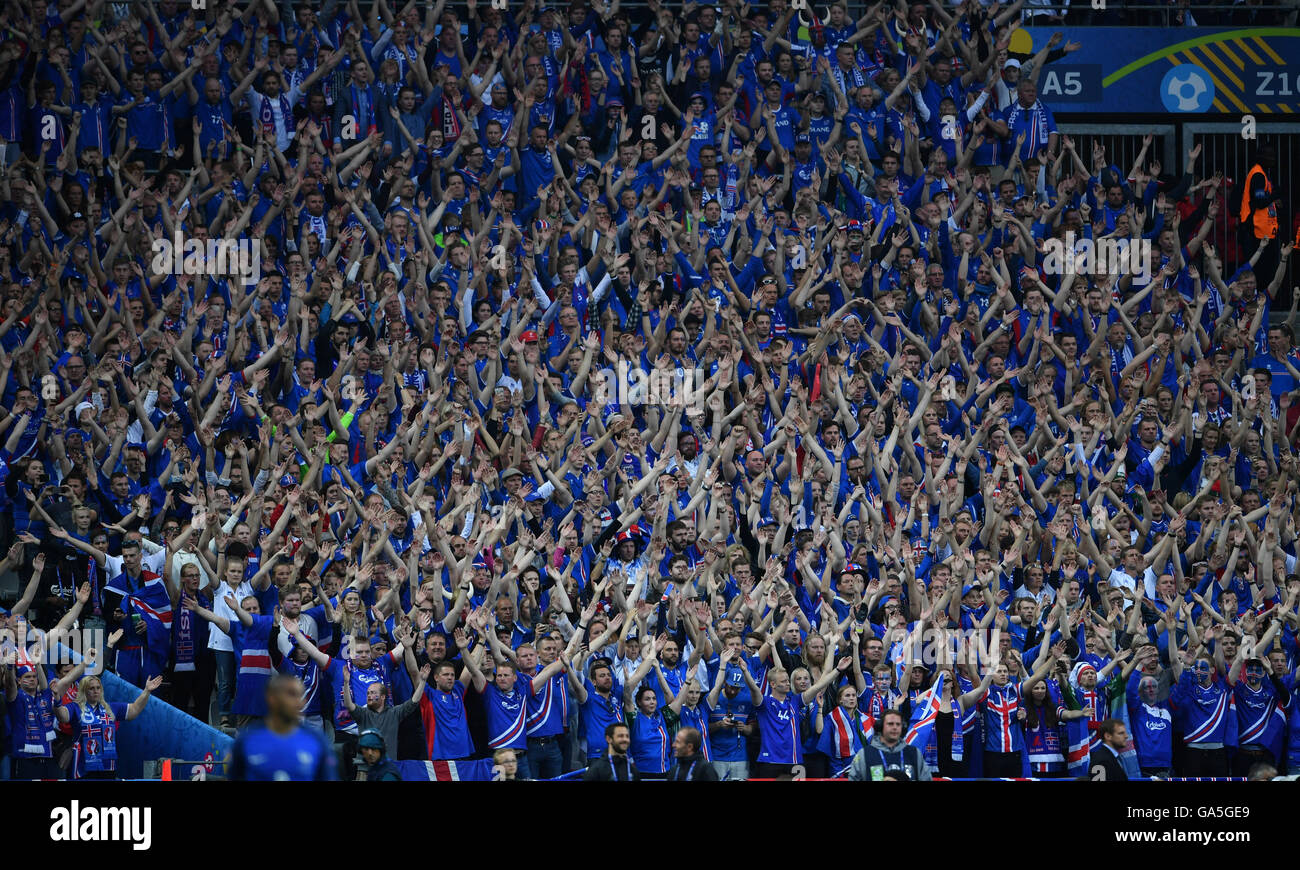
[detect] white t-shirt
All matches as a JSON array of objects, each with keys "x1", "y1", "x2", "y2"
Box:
[
  {"x1": 473, "y1": 72, "x2": 507, "y2": 105},
  {"x1": 276, "y1": 613, "x2": 319, "y2": 658},
  {"x1": 207, "y1": 580, "x2": 256, "y2": 652},
  {"x1": 1108, "y1": 566, "x2": 1158, "y2": 608},
  {"x1": 613, "y1": 654, "x2": 644, "y2": 689},
  {"x1": 102, "y1": 547, "x2": 166, "y2": 580},
  {"x1": 170, "y1": 550, "x2": 213, "y2": 591},
  {"x1": 1107, "y1": 567, "x2": 1138, "y2": 605},
  {"x1": 1014, "y1": 584, "x2": 1056, "y2": 607}
]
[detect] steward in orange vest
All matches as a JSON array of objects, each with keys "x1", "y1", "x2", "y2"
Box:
[{"x1": 1240, "y1": 146, "x2": 1280, "y2": 242}]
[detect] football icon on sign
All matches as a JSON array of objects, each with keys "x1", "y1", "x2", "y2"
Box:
[{"x1": 1160, "y1": 65, "x2": 1215, "y2": 112}]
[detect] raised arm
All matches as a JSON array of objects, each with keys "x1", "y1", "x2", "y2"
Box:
[
  {"x1": 283, "y1": 616, "x2": 332, "y2": 668},
  {"x1": 622, "y1": 641, "x2": 659, "y2": 710},
  {"x1": 125, "y1": 675, "x2": 164, "y2": 720},
  {"x1": 181, "y1": 593, "x2": 231, "y2": 634},
  {"x1": 455, "y1": 628, "x2": 488, "y2": 692},
  {"x1": 801, "y1": 656, "x2": 851, "y2": 705}
]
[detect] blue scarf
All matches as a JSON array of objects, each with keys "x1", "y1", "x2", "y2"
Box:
[
  {"x1": 259, "y1": 92, "x2": 292, "y2": 138},
  {"x1": 88, "y1": 557, "x2": 101, "y2": 616},
  {"x1": 19, "y1": 688, "x2": 57, "y2": 756},
  {"x1": 76, "y1": 701, "x2": 120, "y2": 774},
  {"x1": 351, "y1": 84, "x2": 374, "y2": 134}
]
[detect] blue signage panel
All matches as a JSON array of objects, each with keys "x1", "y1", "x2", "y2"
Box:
[{"x1": 1017, "y1": 27, "x2": 1300, "y2": 115}]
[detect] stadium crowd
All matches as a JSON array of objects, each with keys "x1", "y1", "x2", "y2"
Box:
[{"x1": 0, "y1": 0, "x2": 1298, "y2": 782}]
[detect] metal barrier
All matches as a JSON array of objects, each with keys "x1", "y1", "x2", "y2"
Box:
[
  {"x1": 605, "y1": 1, "x2": 1293, "y2": 28},
  {"x1": 1054, "y1": 123, "x2": 1298, "y2": 306},
  {"x1": 1016, "y1": 5, "x2": 1296, "y2": 28},
  {"x1": 1185, "y1": 122, "x2": 1300, "y2": 298},
  {"x1": 1057, "y1": 124, "x2": 1178, "y2": 179}
]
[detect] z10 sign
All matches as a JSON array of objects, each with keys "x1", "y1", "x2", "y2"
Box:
[{"x1": 1016, "y1": 27, "x2": 1300, "y2": 115}]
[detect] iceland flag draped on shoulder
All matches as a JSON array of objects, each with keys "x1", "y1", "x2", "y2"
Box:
[
  {"x1": 906, "y1": 671, "x2": 962, "y2": 765},
  {"x1": 105, "y1": 574, "x2": 174, "y2": 660},
  {"x1": 1065, "y1": 714, "x2": 1091, "y2": 778}
]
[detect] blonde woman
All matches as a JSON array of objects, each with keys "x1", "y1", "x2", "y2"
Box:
[
  {"x1": 65, "y1": 674, "x2": 161, "y2": 780},
  {"x1": 335, "y1": 587, "x2": 374, "y2": 640}
]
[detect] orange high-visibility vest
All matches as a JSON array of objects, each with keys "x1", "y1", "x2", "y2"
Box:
[{"x1": 1240, "y1": 163, "x2": 1279, "y2": 240}]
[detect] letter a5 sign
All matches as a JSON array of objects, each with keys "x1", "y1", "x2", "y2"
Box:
[{"x1": 1018, "y1": 26, "x2": 1300, "y2": 114}]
